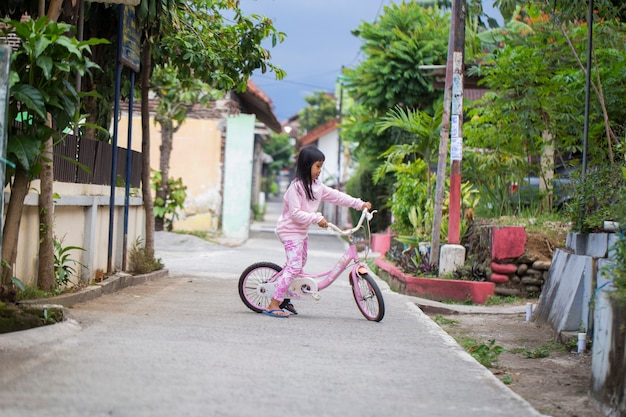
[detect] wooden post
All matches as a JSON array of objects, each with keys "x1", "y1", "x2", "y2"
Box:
[
  {"x1": 448, "y1": 0, "x2": 466, "y2": 245},
  {"x1": 431, "y1": 0, "x2": 466, "y2": 266}
]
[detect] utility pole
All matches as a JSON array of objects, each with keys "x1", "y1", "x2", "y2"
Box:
[
  {"x1": 448, "y1": 0, "x2": 466, "y2": 245},
  {"x1": 430, "y1": 0, "x2": 466, "y2": 270}
]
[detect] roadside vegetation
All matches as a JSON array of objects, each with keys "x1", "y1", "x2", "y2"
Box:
[
  {"x1": 0, "y1": 0, "x2": 285, "y2": 302},
  {"x1": 339, "y1": 0, "x2": 625, "y2": 286}
]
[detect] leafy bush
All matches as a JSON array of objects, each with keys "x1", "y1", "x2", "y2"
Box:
[
  {"x1": 345, "y1": 157, "x2": 392, "y2": 233},
  {"x1": 568, "y1": 165, "x2": 625, "y2": 232},
  {"x1": 609, "y1": 233, "x2": 626, "y2": 300},
  {"x1": 602, "y1": 166, "x2": 626, "y2": 300},
  {"x1": 152, "y1": 170, "x2": 187, "y2": 232},
  {"x1": 53, "y1": 237, "x2": 86, "y2": 290},
  {"x1": 128, "y1": 238, "x2": 164, "y2": 274},
  {"x1": 386, "y1": 239, "x2": 435, "y2": 277},
  {"x1": 463, "y1": 148, "x2": 527, "y2": 218},
  {"x1": 462, "y1": 338, "x2": 505, "y2": 368},
  {"x1": 453, "y1": 258, "x2": 489, "y2": 282}
]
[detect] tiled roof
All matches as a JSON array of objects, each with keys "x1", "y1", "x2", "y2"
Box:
[
  {"x1": 298, "y1": 118, "x2": 339, "y2": 147},
  {"x1": 118, "y1": 80, "x2": 281, "y2": 132}
]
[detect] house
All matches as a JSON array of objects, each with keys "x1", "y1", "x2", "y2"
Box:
[{"x1": 117, "y1": 79, "x2": 282, "y2": 241}]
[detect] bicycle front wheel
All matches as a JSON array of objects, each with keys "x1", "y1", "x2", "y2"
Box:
[
  {"x1": 238, "y1": 262, "x2": 282, "y2": 313},
  {"x1": 351, "y1": 272, "x2": 385, "y2": 322}
]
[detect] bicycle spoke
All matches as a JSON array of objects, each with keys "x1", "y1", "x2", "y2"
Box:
[
  {"x1": 351, "y1": 272, "x2": 385, "y2": 322},
  {"x1": 238, "y1": 262, "x2": 282, "y2": 313}
]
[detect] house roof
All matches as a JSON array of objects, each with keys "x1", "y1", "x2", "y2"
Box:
[
  {"x1": 298, "y1": 118, "x2": 339, "y2": 147},
  {"x1": 118, "y1": 79, "x2": 282, "y2": 133},
  {"x1": 236, "y1": 80, "x2": 282, "y2": 133}
]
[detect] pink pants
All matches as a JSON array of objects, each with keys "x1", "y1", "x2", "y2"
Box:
[{"x1": 274, "y1": 238, "x2": 308, "y2": 301}]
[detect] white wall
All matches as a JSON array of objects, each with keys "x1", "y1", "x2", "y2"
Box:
[
  {"x1": 317, "y1": 129, "x2": 340, "y2": 186},
  {"x1": 6, "y1": 181, "x2": 145, "y2": 287}
]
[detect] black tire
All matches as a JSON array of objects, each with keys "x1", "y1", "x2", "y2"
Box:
[
  {"x1": 238, "y1": 262, "x2": 282, "y2": 313},
  {"x1": 350, "y1": 272, "x2": 385, "y2": 322}
]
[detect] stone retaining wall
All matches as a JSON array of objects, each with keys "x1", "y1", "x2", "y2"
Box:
[
  {"x1": 469, "y1": 225, "x2": 551, "y2": 298},
  {"x1": 374, "y1": 225, "x2": 554, "y2": 299}
]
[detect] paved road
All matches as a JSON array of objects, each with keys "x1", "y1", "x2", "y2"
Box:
[{"x1": 0, "y1": 203, "x2": 543, "y2": 417}]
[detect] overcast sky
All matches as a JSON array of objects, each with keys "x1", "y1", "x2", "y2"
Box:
[{"x1": 238, "y1": 0, "x2": 502, "y2": 123}]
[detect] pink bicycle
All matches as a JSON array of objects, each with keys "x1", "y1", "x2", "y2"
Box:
[{"x1": 238, "y1": 209, "x2": 385, "y2": 322}]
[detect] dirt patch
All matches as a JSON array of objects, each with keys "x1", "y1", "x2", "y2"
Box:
[
  {"x1": 426, "y1": 308, "x2": 604, "y2": 417},
  {"x1": 428, "y1": 222, "x2": 605, "y2": 415},
  {"x1": 525, "y1": 228, "x2": 567, "y2": 262},
  {"x1": 525, "y1": 232, "x2": 558, "y2": 262}
]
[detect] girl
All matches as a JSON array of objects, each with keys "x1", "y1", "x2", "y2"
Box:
[{"x1": 264, "y1": 146, "x2": 372, "y2": 318}]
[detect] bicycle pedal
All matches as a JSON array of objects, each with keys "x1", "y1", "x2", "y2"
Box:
[{"x1": 312, "y1": 293, "x2": 321, "y2": 301}]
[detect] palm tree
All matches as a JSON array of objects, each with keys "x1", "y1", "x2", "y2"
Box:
[{"x1": 375, "y1": 105, "x2": 443, "y2": 193}]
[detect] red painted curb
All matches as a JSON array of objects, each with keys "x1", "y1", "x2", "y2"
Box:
[
  {"x1": 375, "y1": 258, "x2": 495, "y2": 304},
  {"x1": 491, "y1": 262, "x2": 517, "y2": 275},
  {"x1": 490, "y1": 273, "x2": 510, "y2": 284}
]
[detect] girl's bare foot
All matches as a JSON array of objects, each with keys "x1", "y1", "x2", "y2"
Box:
[{"x1": 263, "y1": 299, "x2": 290, "y2": 317}]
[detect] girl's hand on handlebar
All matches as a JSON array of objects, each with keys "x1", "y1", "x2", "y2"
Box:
[
  {"x1": 317, "y1": 218, "x2": 328, "y2": 228},
  {"x1": 362, "y1": 202, "x2": 372, "y2": 211}
]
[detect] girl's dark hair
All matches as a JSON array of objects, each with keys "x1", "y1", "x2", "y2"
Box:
[{"x1": 295, "y1": 146, "x2": 325, "y2": 200}]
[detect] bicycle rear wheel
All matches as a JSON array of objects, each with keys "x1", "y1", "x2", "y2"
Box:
[
  {"x1": 238, "y1": 262, "x2": 282, "y2": 313},
  {"x1": 350, "y1": 272, "x2": 385, "y2": 322}
]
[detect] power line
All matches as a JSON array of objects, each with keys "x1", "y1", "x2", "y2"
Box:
[
  {"x1": 253, "y1": 74, "x2": 334, "y2": 91},
  {"x1": 346, "y1": 0, "x2": 390, "y2": 67}
]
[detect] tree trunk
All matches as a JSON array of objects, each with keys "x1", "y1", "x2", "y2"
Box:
[
  {"x1": 141, "y1": 40, "x2": 155, "y2": 255},
  {"x1": 539, "y1": 130, "x2": 555, "y2": 213},
  {"x1": 1, "y1": 170, "x2": 30, "y2": 287},
  {"x1": 37, "y1": 134, "x2": 55, "y2": 291},
  {"x1": 38, "y1": 0, "x2": 75, "y2": 292},
  {"x1": 46, "y1": 0, "x2": 63, "y2": 21},
  {"x1": 155, "y1": 119, "x2": 174, "y2": 232}
]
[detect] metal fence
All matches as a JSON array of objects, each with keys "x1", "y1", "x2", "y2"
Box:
[{"x1": 53, "y1": 135, "x2": 142, "y2": 188}]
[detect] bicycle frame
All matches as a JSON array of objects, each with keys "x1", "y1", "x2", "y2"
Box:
[{"x1": 267, "y1": 209, "x2": 375, "y2": 299}]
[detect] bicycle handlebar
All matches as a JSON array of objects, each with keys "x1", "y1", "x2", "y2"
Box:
[{"x1": 326, "y1": 208, "x2": 376, "y2": 236}]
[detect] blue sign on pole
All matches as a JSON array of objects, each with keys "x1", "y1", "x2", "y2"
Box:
[{"x1": 120, "y1": 5, "x2": 141, "y2": 72}]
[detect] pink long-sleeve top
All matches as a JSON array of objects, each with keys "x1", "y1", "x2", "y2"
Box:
[{"x1": 275, "y1": 179, "x2": 364, "y2": 242}]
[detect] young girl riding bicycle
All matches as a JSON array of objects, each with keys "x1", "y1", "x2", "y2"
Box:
[{"x1": 264, "y1": 146, "x2": 372, "y2": 318}]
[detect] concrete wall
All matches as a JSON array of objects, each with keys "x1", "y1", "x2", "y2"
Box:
[
  {"x1": 222, "y1": 114, "x2": 256, "y2": 241},
  {"x1": 590, "y1": 234, "x2": 624, "y2": 416},
  {"x1": 533, "y1": 230, "x2": 626, "y2": 415},
  {"x1": 6, "y1": 181, "x2": 145, "y2": 287},
  {"x1": 117, "y1": 113, "x2": 223, "y2": 232},
  {"x1": 534, "y1": 232, "x2": 615, "y2": 334},
  {"x1": 317, "y1": 129, "x2": 339, "y2": 186}
]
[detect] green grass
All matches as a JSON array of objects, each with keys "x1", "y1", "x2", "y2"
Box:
[
  {"x1": 433, "y1": 314, "x2": 458, "y2": 326},
  {"x1": 484, "y1": 295, "x2": 522, "y2": 306},
  {"x1": 509, "y1": 341, "x2": 564, "y2": 358},
  {"x1": 17, "y1": 287, "x2": 56, "y2": 301},
  {"x1": 476, "y1": 212, "x2": 569, "y2": 245},
  {"x1": 510, "y1": 346, "x2": 550, "y2": 359},
  {"x1": 458, "y1": 337, "x2": 506, "y2": 368}
]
